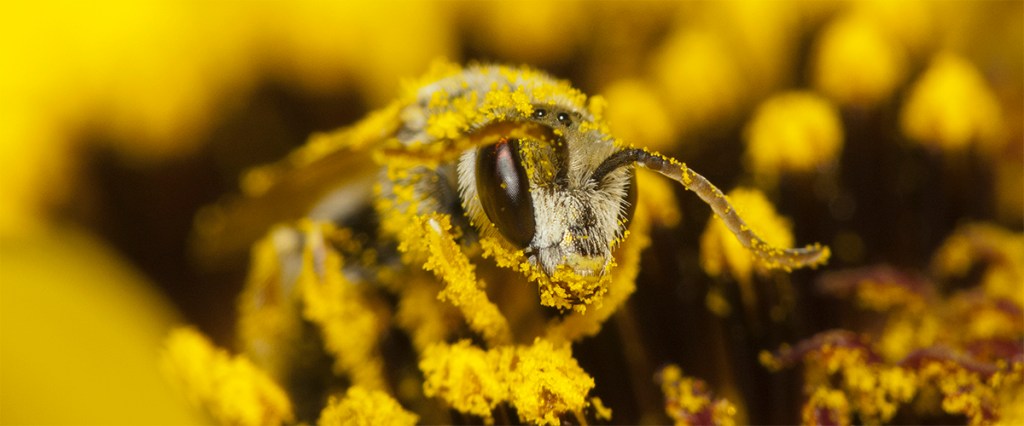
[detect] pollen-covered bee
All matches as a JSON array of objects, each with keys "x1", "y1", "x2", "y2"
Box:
[{"x1": 194, "y1": 62, "x2": 829, "y2": 316}]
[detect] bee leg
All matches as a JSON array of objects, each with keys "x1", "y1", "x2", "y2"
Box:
[
  {"x1": 236, "y1": 223, "x2": 336, "y2": 421},
  {"x1": 398, "y1": 212, "x2": 512, "y2": 347}
]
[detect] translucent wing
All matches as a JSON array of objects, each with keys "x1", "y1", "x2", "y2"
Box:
[{"x1": 190, "y1": 104, "x2": 403, "y2": 269}]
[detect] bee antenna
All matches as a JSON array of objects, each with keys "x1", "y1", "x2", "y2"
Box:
[
  {"x1": 610, "y1": 148, "x2": 830, "y2": 271},
  {"x1": 591, "y1": 148, "x2": 640, "y2": 183}
]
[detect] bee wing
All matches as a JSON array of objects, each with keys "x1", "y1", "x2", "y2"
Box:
[{"x1": 190, "y1": 103, "x2": 403, "y2": 270}]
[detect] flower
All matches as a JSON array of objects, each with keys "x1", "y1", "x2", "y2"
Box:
[
  {"x1": 699, "y1": 0, "x2": 800, "y2": 97},
  {"x1": 802, "y1": 387, "x2": 851, "y2": 426},
  {"x1": 457, "y1": 0, "x2": 588, "y2": 66},
  {"x1": 901, "y1": 53, "x2": 1006, "y2": 154},
  {"x1": 6, "y1": 1, "x2": 1019, "y2": 424},
  {"x1": 503, "y1": 338, "x2": 596, "y2": 425},
  {"x1": 931, "y1": 223, "x2": 1024, "y2": 307},
  {"x1": 812, "y1": 13, "x2": 907, "y2": 107},
  {"x1": 420, "y1": 339, "x2": 507, "y2": 421},
  {"x1": 743, "y1": 91, "x2": 844, "y2": 187},
  {"x1": 765, "y1": 224, "x2": 1024, "y2": 425},
  {"x1": 656, "y1": 364, "x2": 738, "y2": 426},
  {"x1": 649, "y1": 28, "x2": 744, "y2": 135}
]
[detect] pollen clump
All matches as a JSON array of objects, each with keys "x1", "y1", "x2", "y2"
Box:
[
  {"x1": 420, "y1": 340, "x2": 506, "y2": 422},
  {"x1": 419, "y1": 338, "x2": 595, "y2": 425},
  {"x1": 761, "y1": 333, "x2": 917, "y2": 424},
  {"x1": 801, "y1": 387, "x2": 851, "y2": 426},
  {"x1": 503, "y1": 338, "x2": 595, "y2": 426},
  {"x1": 318, "y1": 386, "x2": 418, "y2": 426},
  {"x1": 160, "y1": 327, "x2": 294, "y2": 425},
  {"x1": 400, "y1": 213, "x2": 512, "y2": 346}
]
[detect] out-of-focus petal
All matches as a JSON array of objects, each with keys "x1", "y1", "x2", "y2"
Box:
[{"x1": 1, "y1": 227, "x2": 202, "y2": 424}]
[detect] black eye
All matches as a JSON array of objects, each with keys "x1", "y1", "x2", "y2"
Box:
[
  {"x1": 556, "y1": 112, "x2": 572, "y2": 126},
  {"x1": 476, "y1": 138, "x2": 536, "y2": 247},
  {"x1": 532, "y1": 108, "x2": 547, "y2": 119}
]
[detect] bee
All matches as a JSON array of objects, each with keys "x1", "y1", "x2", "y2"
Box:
[{"x1": 193, "y1": 62, "x2": 829, "y2": 313}]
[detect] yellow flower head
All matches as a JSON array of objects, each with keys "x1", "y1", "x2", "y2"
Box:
[
  {"x1": 744, "y1": 91, "x2": 844, "y2": 187},
  {"x1": 816, "y1": 229, "x2": 1024, "y2": 361},
  {"x1": 813, "y1": 13, "x2": 907, "y2": 107},
  {"x1": 900, "y1": 53, "x2": 1006, "y2": 153},
  {"x1": 700, "y1": 187, "x2": 795, "y2": 284}
]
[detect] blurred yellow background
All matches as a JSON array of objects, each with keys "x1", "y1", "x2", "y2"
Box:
[{"x1": 1, "y1": 0, "x2": 1020, "y2": 423}]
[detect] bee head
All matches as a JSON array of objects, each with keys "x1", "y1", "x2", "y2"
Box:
[{"x1": 458, "y1": 108, "x2": 637, "y2": 278}]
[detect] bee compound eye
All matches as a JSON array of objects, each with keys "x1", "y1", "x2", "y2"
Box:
[{"x1": 475, "y1": 138, "x2": 537, "y2": 247}]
